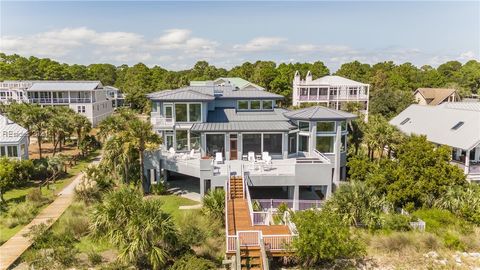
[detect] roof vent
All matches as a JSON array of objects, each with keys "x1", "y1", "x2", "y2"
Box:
[
  {"x1": 451, "y1": 121, "x2": 464, "y2": 130},
  {"x1": 399, "y1": 118, "x2": 410, "y2": 125}
]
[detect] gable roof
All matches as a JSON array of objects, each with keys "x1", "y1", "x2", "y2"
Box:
[
  {"x1": 389, "y1": 103, "x2": 480, "y2": 150},
  {"x1": 311, "y1": 75, "x2": 368, "y2": 86},
  {"x1": 215, "y1": 77, "x2": 265, "y2": 90},
  {"x1": 147, "y1": 87, "x2": 215, "y2": 101},
  {"x1": 284, "y1": 106, "x2": 357, "y2": 121},
  {"x1": 28, "y1": 81, "x2": 102, "y2": 91},
  {"x1": 0, "y1": 114, "x2": 28, "y2": 143},
  {"x1": 414, "y1": 88, "x2": 457, "y2": 105},
  {"x1": 216, "y1": 89, "x2": 284, "y2": 99}
]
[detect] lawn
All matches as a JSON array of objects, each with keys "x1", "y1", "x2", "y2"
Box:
[
  {"x1": 0, "y1": 150, "x2": 100, "y2": 244},
  {"x1": 155, "y1": 195, "x2": 200, "y2": 220}
]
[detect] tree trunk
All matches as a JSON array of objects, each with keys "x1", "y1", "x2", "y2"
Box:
[
  {"x1": 37, "y1": 130, "x2": 43, "y2": 159},
  {"x1": 139, "y1": 149, "x2": 145, "y2": 194},
  {"x1": 0, "y1": 188, "x2": 4, "y2": 203}
]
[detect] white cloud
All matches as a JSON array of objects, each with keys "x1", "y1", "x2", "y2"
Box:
[
  {"x1": 155, "y1": 29, "x2": 191, "y2": 46},
  {"x1": 233, "y1": 37, "x2": 285, "y2": 52},
  {"x1": 92, "y1": 32, "x2": 143, "y2": 50},
  {"x1": 293, "y1": 44, "x2": 356, "y2": 54}
]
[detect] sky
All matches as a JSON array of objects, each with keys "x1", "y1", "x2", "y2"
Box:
[{"x1": 0, "y1": 1, "x2": 479, "y2": 71}]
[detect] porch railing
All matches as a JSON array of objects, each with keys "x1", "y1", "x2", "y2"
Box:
[
  {"x1": 151, "y1": 116, "x2": 175, "y2": 128},
  {"x1": 263, "y1": 235, "x2": 294, "y2": 251},
  {"x1": 254, "y1": 199, "x2": 324, "y2": 211}
]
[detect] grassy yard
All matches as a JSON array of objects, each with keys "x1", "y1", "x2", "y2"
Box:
[
  {"x1": 0, "y1": 150, "x2": 100, "y2": 244},
  {"x1": 155, "y1": 195, "x2": 200, "y2": 219}
]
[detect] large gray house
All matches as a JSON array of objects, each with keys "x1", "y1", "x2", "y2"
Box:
[{"x1": 144, "y1": 78, "x2": 356, "y2": 210}]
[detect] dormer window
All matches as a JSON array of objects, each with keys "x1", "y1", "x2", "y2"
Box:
[
  {"x1": 250, "y1": 100, "x2": 261, "y2": 110},
  {"x1": 262, "y1": 100, "x2": 273, "y2": 110},
  {"x1": 451, "y1": 121, "x2": 464, "y2": 130},
  {"x1": 238, "y1": 100, "x2": 249, "y2": 110}
]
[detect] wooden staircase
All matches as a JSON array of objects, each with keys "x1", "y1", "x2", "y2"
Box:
[
  {"x1": 230, "y1": 176, "x2": 244, "y2": 199},
  {"x1": 228, "y1": 176, "x2": 267, "y2": 270},
  {"x1": 240, "y1": 247, "x2": 263, "y2": 270}
]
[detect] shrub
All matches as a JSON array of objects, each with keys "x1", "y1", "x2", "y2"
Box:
[
  {"x1": 54, "y1": 202, "x2": 90, "y2": 239},
  {"x1": 412, "y1": 208, "x2": 472, "y2": 234},
  {"x1": 151, "y1": 181, "x2": 169, "y2": 195},
  {"x1": 4, "y1": 201, "x2": 39, "y2": 228},
  {"x1": 443, "y1": 232, "x2": 466, "y2": 250},
  {"x1": 169, "y1": 254, "x2": 216, "y2": 270},
  {"x1": 292, "y1": 209, "x2": 365, "y2": 266},
  {"x1": 202, "y1": 189, "x2": 225, "y2": 222},
  {"x1": 381, "y1": 213, "x2": 411, "y2": 232},
  {"x1": 176, "y1": 211, "x2": 207, "y2": 246},
  {"x1": 324, "y1": 181, "x2": 388, "y2": 229},
  {"x1": 88, "y1": 251, "x2": 103, "y2": 265},
  {"x1": 75, "y1": 173, "x2": 101, "y2": 203},
  {"x1": 371, "y1": 232, "x2": 413, "y2": 252}
]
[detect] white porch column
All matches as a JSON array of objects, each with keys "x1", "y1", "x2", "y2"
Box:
[
  {"x1": 465, "y1": 149, "x2": 470, "y2": 174},
  {"x1": 293, "y1": 185, "x2": 299, "y2": 211},
  {"x1": 475, "y1": 146, "x2": 480, "y2": 161},
  {"x1": 333, "y1": 126, "x2": 342, "y2": 184}
]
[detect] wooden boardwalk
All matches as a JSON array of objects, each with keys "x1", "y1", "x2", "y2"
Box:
[{"x1": 0, "y1": 155, "x2": 100, "y2": 270}]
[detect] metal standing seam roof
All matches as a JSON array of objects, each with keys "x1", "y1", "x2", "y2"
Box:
[
  {"x1": 28, "y1": 81, "x2": 102, "y2": 91},
  {"x1": 207, "y1": 108, "x2": 290, "y2": 122},
  {"x1": 310, "y1": 75, "x2": 369, "y2": 86},
  {"x1": 215, "y1": 77, "x2": 265, "y2": 90},
  {"x1": 0, "y1": 114, "x2": 28, "y2": 143},
  {"x1": 191, "y1": 121, "x2": 295, "y2": 132},
  {"x1": 389, "y1": 104, "x2": 480, "y2": 150},
  {"x1": 191, "y1": 108, "x2": 295, "y2": 132},
  {"x1": 284, "y1": 106, "x2": 357, "y2": 121},
  {"x1": 215, "y1": 90, "x2": 284, "y2": 99},
  {"x1": 147, "y1": 88, "x2": 215, "y2": 101}
]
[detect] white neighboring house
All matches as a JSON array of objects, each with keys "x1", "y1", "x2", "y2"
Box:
[
  {"x1": 0, "y1": 80, "x2": 116, "y2": 126},
  {"x1": 0, "y1": 114, "x2": 29, "y2": 160},
  {"x1": 292, "y1": 71, "x2": 370, "y2": 116},
  {"x1": 390, "y1": 102, "x2": 480, "y2": 182}
]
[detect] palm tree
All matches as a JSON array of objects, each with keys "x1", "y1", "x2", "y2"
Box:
[
  {"x1": 72, "y1": 113, "x2": 92, "y2": 148},
  {"x1": 91, "y1": 187, "x2": 178, "y2": 269},
  {"x1": 29, "y1": 105, "x2": 51, "y2": 159},
  {"x1": 124, "y1": 118, "x2": 161, "y2": 189},
  {"x1": 202, "y1": 189, "x2": 225, "y2": 222}
]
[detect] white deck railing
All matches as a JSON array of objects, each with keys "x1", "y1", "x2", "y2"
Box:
[
  {"x1": 254, "y1": 199, "x2": 324, "y2": 211},
  {"x1": 151, "y1": 116, "x2": 175, "y2": 128},
  {"x1": 263, "y1": 235, "x2": 294, "y2": 251}
]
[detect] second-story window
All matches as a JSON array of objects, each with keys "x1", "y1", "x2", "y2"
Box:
[
  {"x1": 250, "y1": 100, "x2": 261, "y2": 110},
  {"x1": 317, "y1": 121, "x2": 335, "y2": 133},
  {"x1": 175, "y1": 104, "x2": 188, "y2": 122},
  {"x1": 238, "y1": 100, "x2": 249, "y2": 110},
  {"x1": 262, "y1": 100, "x2": 273, "y2": 110},
  {"x1": 189, "y1": 104, "x2": 201, "y2": 122},
  {"x1": 299, "y1": 121, "x2": 310, "y2": 132}
]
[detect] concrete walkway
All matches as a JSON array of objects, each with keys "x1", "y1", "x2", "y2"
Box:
[{"x1": 0, "y1": 156, "x2": 100, "y2": 270}]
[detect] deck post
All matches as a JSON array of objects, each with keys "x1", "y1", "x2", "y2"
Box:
[
  {"x1": 293, "y1": 185, "x2": 299, "y2": 211},
  {"x1": 465, "y1": 149, "x2": 470, "y2": 174}
]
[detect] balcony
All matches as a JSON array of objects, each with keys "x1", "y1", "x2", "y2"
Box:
[
  {"x1": 29, "y1": 97, "x2": 91, "y2": 104},
  {"x1": 151, "y1": 116, "x2": 175, "y2": 129},
  {"x1": 298, "y1": 93, "x2": 368, "y2": 102}
]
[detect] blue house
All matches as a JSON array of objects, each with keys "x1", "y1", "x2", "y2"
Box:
[{"x1": 144, "y1": 77, "x2": 356, "y2": 208}]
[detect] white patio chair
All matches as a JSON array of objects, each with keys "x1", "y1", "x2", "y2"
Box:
[
  {"x1": 188, "y1": 149, "x2": 196, "y2": 159},
  {"x1": 215, "y1": 152, "x2": 224, "y2": 164},
  {"x1": 262, "y1": 151, "x2": 270, "y2": 161},
  {"x1": 264, "y1": 155, "x2": 273, "y2": 171},
  {"x1": 248, "y1": 152, "x2": 255, "y2": 163},
  {"x1": 168, "y1": 147, "x2": 176, "y2": 158}
]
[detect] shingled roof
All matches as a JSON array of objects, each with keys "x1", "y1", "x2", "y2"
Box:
[{"x1": 415, "y1": 88, "x2": 458, "y2": 106}]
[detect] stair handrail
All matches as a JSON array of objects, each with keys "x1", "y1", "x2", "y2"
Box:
[
  {"x1": 259, "y1": 232, "x2": 270, "y2": 270},
  {"x1": 244, "y1": 175, "x2": 255, "y2": 225},
  {"x1": 235, "y1": 238, "x2": 241, "y2": 270}
]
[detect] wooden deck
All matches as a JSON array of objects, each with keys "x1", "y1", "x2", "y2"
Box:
[{"x1": 227, "y1": 198, "x2": 290, "y2": 236}]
